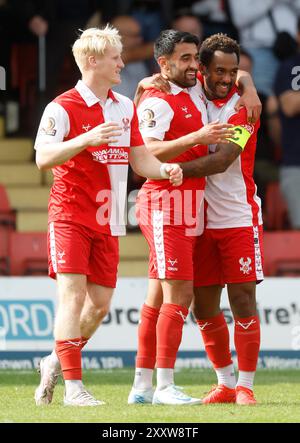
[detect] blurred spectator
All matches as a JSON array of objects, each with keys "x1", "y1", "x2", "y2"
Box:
[
  {"x1": 0, "y1": 0, "x2": 13, "y2": 89},
  {"x1": 239, "y1": 49, "x2": 280, "y2": 209},
  {"x1": 191, "y1": 0, "x2": 238, "y2": 40},
  {"x1": 228, "y1": 0, "x2": 300, "y2": 96},
  {"x1": 113, "y1": 0, "x2": 173, "y2": 41},
  {"x1": 274, "y1": 17, "x2": 300, "y2": 229},
  {"x1": 111, "y1": 15, "x2": 151, "y2": 100},
  {"x1": 172, "y1": 9, "x2": 204, "y2": 42},
  {"x1": 11, "y1": 0, "x2": 108, "y2": 101}
]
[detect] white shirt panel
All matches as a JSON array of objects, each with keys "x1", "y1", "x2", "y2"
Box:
[
  {"x1": 34, "y1": 102, "x2": 70, "y2": 149},
  {"x1": 205, "y1": 93, "x2": 262, "y2": 228},
  {"x1": 137, "y1": 97, "x2": 174, "y2": 141},
  {"x1": 103, "y1": 92, "x2": 134, "y2": 148}
]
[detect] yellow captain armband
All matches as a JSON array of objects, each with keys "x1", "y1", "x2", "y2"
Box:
[{"x1": 227, "y1": 125, "x2": 251, "y2": 150}]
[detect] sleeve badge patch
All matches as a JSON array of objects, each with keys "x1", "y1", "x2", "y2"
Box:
[
  {"x1": 139, "y1": 109, "x2": 156, "y2": 129},
  {"x1": 41, "y1": 117, "x2": 57, "y2": 136}
]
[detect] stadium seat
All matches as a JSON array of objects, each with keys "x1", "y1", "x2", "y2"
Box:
[
  {"x1": 0, "y1": 225, "x2": 10, "y2": 275},
  {"x1": 0, "y1": 184, "x2": 16, "y2": 227},
  {"x1": 119, "y1": 233, "x2": 148, "y2": 260},
  {"x1": 118, "y1": 260, "x2": 148, "y2": 277},
  {"x1": 263, "y1": 231, "x2": 300, "y2": 276},
  {"x1": 264, "y1": 182, "x2": 290, "y2": 230},
  {"x1": 9, "y1": 231, "x2": 48, "y2": 275},
  {"x1": 7, "y1": 186, "x2": 50, "y2": 211},
  {"x1": 0, "y1": 164, "x2": 41, "y2": 186},
  {"x1": 0, "y1": 139, "x2": 33, "y2": 163},
  {"x1": 17, "y1": 210, "x2": 48, "y2": 232},
  {"x1": 43, "y1": 170, "x2": 54, "y2": 186}
]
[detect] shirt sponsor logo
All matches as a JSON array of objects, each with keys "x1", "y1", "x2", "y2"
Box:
[
  {"x1": 92, "y1": 148, "x2": 128, "y2": 163},
  {"x1": 41, "y1": 117, "x2": 57, "y2": 136}
]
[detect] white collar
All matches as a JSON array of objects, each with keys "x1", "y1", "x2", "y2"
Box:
[
  {"x1": 169, "y1": 80, "x2": 199, "y2": 96},
  {"x1": 75, "y1": 80, "x2": 118, "y2": 107}
]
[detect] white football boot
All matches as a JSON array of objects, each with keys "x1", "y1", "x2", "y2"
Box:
[
  {"x1": 64, "y1": 389, "x2": 105, "y2": 406},
  {"x1": 34, "y1": 355, "x2": 61, "y2": 405},
  {"x1": 128, "y1": 387, "x2": 154, "y2": 404},
  {"x1": 152, "y1": 384, "x2": 202, "y2": 405}
]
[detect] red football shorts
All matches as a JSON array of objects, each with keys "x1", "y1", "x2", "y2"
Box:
[
  {"x1": 140, "y1": 210, "x2": 197, "y2": 280},
  {"x1": 48, "y1": 221, "x2": 119, "y2": 288},
  {"x1": 193, "y1": 225, "x2": 264, "y2": 287}
]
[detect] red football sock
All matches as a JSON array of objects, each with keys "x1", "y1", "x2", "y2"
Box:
[
  {"x1": 196, "y1": 312, "x2": 232, "y2": 368},
  {"x1": 234, "y1": 315, "x2": 260, "y2": 371},
  {"x1": 136, "y1": 304, "x2": 159, "y2": 369},
  {"x1": 156, "y1": 303, "x2": 188, "y2": 368},
  {"x1": 55, "y1": 337, "x2": 83, "y2": 380},
  {"x1": 80, "y1": 336, "x2": 88, "y2": 350}
]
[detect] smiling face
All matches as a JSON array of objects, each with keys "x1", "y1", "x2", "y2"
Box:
[
  {"x1": 92, "y1": 44, "x2": 124, "y2": 86},
  {"x1": 159, "y1": 42, "x2": 199, "y2": 88},
  {"x1": 200, "y1": 50, "x2": 239, "y2": 99}
]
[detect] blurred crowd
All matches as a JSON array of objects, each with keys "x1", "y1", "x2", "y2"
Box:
[{"x1": 1, "y1": 0, "x2": 300, "y2": 229}]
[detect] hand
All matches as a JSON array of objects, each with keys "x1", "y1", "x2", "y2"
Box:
[
  {"x1": 194, "y1": 121, "x2": 235, "y2": 145},
  {"x1": 139, "y1": 74, "x2": 170, "y2": 93},
  {"x1": 82, "y1": 122, "x2": 122, "y2": 147},
  {"x1": 161, "y1": 163, "x2": 183, "y2": 187},
  {"x1": 235, "y1": 87, "x2": 262, "y2": 123},
  {"x1": 28, "y1": 16, "x2": 48, "y2": 36}
]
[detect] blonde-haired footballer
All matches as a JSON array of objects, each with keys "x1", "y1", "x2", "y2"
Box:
[{"x1": 34, "y1": 25, "x2": 182, "y2": 407}]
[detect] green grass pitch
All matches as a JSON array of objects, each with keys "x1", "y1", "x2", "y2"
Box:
[{"x1": 0, "y1": 369, "x2": 299, "y2": 423}]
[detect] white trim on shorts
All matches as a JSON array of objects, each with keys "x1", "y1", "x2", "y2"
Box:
[
  {"x1": 49, "y1": 222, "x2": 57, "y2": 274},
  {"x1": 253, "y1": 225, "x2": 264, "y2": 281},
  {"x1": 152, "y1": 210, "x2": 166, "y2": 279}
]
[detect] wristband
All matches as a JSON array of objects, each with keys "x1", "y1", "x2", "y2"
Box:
[{"x1": 160, "y1": 163, "x2": 170, "y2": 178}]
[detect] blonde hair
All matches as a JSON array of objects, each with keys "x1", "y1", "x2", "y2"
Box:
[{"x1": 72, "y1": 25, "x2": 122, "y2": 72}]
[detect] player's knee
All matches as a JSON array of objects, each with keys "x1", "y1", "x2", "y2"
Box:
[
  {"x1": 229, "y1": 288, "x2": 256, "y2": 317},
  {"x1": 91, "y1": 301, "x2": 111, "y2": 320},
  {"x1": 60, "y1": 290, "x2": 86, "y2": 313}
]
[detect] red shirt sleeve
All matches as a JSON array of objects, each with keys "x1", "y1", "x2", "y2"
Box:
[
  {"x1": 130, "y1": 105, "x2": 144, "y2": 147},
  {"x1": 228, "y1": 107, "x2": 260, "y2": 139}
]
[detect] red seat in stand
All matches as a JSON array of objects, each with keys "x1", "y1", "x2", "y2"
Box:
[
  {"x1": 9, "y1": 232, "x2": 48, "y2": 276},
  {"x1": 263, "y1": 231, "x2": 300, "y2": 276},
  {"x1": 264, "y1": 182, "x2": 290, "y2": 230}
]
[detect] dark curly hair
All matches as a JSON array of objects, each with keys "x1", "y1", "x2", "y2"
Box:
[
  {"x1": 199, "y1": 33, "x2": 240, "y2": 67},
  {"x1": 154, "y1": 29, "x2": 199, "y2": 60}
]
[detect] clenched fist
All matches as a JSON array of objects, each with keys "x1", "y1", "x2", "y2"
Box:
[{"x1": 160, "y1": 163, "x2": 183, "y2": 186}]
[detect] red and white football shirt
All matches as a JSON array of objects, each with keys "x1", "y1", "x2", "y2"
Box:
[
  {"x1": 137, "y1": 81, "x2": 208, "y2": 228},
  {"x1": 35, "y1": 80, "x2": 143, "y2": 236},
  {"x1": 203, "y1": 87, "x2": 262, "y2": 229}
]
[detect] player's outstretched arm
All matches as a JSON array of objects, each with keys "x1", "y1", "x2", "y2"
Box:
[
  {"x1": 36, "y1": 122, "x2": 122, "y2": 170},
  {"x1": 180, "y1": 142, "x2": 241, "y2": 178},
  {"x1": 129, "y1": 145, "x2": 183, "y2": 186},
  {"x1": 144, "y1": 121, "x2": 235, "y2": 162}
]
